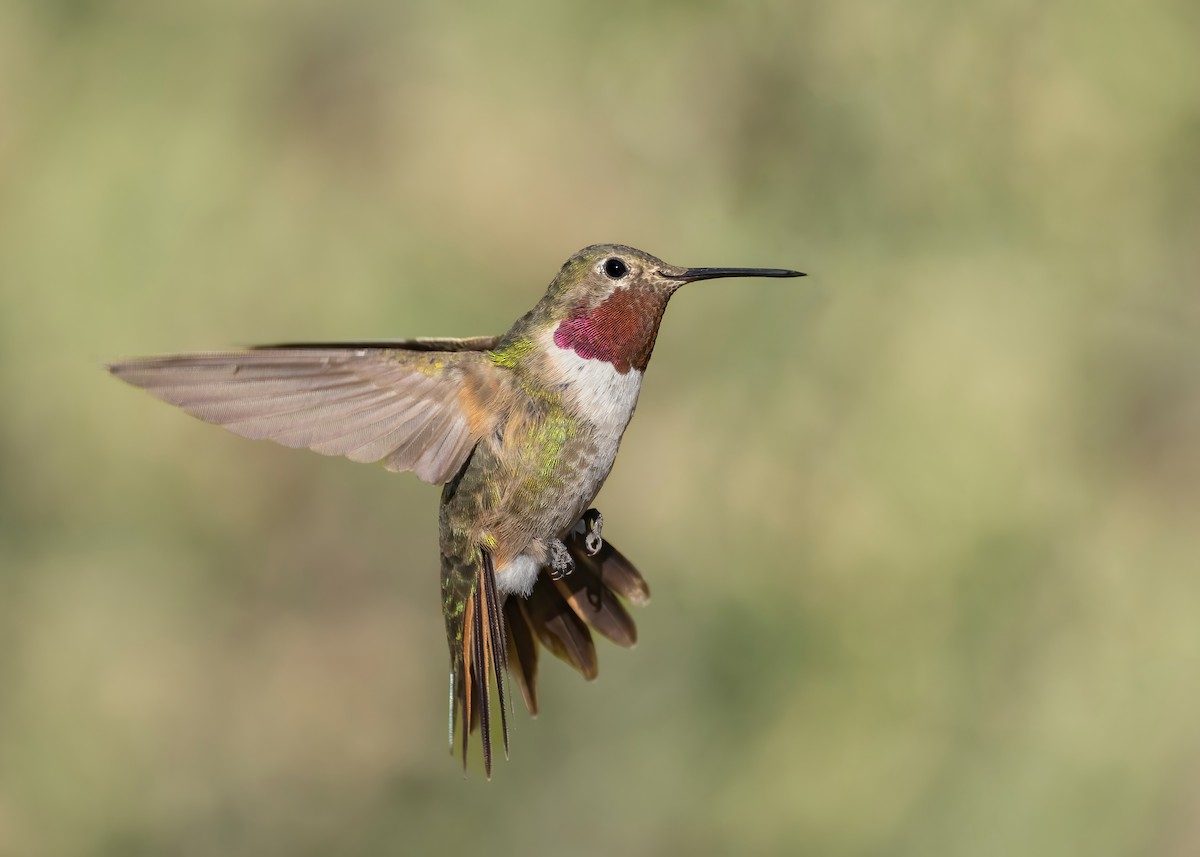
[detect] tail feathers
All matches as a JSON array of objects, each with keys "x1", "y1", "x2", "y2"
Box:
[
  {"x1": 551, "y1": 574, "x2": 637, "y2": 647},
  {"x1": 582, "y1": 539, "x2": 651, "y2": 606},
  {"x1": 482, "y1": 551, "x2": 510, "y2": 761},
  {"x1": 552, "y1": 558, "x2": 638, "y2": 648},
  {"x1": 449, "y1": 534, "x2": 651, "y2": 774},
  {"x1": 451, "y1": 548, "x2": 509, "y2": 778},
  {"x1": 526, "y1": 578, "x2": 599, "y2": 679},
  {"x1": 560, "y1": 529, "x2": 649, "y2": 645},
  {"x1": 504, "y1": 597, "x2": 540, "y2": 715},
  {"x1": 504, "y1": 532, "x2": 651, "y2": 710}
]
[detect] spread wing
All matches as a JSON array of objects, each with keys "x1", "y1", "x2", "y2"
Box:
[{"x1": 108, "y1": 337, "x2": 504, "y2": 485}]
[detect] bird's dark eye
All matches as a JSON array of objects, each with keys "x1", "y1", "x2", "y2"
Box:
[{"x1": 603, "y1": 258, "x2": 628, "y2": 279}]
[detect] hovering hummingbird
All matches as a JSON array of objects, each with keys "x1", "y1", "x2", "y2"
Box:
[{"x1": 109, "y1": 244, "x2": 803, "y2": 776}]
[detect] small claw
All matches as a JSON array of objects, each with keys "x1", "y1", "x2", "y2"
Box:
[
  {"x1": 581, "y1": 508, "x2": 603, "y2": 557},
  {"x1": 548, "y1": 539, "x2": 575, "y2": 580}
]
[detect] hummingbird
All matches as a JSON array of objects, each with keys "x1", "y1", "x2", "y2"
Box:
[{"x1": 109, "y1": 244, "x2": 804, "y2": 776}]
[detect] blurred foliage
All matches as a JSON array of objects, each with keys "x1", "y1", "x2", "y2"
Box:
[{"x1": 1, "y1": 0, "x2": 1199, "y2": 854}]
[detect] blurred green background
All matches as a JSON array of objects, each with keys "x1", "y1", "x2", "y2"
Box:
[{"x1": 2, "y1": 0, "x2": 1198, "y2": 854}]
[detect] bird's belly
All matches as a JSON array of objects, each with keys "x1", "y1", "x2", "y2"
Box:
[
  {"x1": 535, "y1": 342, "x2": 642, "y2": 527},
  {"x1": 489, "y1": 436, "x2": 614, "y2": 597},
  {"x1": 443, "y1": 352, "x2": 641, "y2": 593},
  {"x1": 518, "y1": 426, "x2": 621, "y2": 535}
]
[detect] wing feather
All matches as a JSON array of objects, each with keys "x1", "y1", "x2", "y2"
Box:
[{"x1": 109, "y1": 343, "x2": 503, "y2": 485}]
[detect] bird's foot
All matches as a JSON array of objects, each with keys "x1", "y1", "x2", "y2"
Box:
[
  {"x1": 548, "y1": 538, "x2": 575, "y2": 580},
  {"x1": 575, "y1": 508, "x2": 604, "y2": 556}
]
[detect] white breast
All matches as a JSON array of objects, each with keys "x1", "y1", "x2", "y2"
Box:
[{"x1": 541, "y1": 330, "x2": 643, "y2": 439}]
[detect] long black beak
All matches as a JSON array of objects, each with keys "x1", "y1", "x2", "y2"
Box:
[{"x1": 664, "y1": 266, "x2": 806, "y2": 283}]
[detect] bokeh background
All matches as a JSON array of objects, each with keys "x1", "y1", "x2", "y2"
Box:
[{"x1": 2, "y1": 0, "x2": 1198, "y2": 854}]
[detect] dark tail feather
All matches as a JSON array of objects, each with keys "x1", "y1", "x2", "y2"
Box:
[
  {"x1": 458, "y1": 597, "x2": 473, "y2": 770},
  {"x1": 481, "y1": 550, "x2": 510, "y2": 759},
  {"x1": 526, "y1": 576, "x2": 599, "y2": 680},
  {"x1": 582, "y1": 539, "x2": 651, "y2": 606},
  {"x1": 505, "y1": 597, "x2": 540, "y2": 715},
  {"x1": 553, "y1": 553, "x2": 638, "y2": 647},
  {"x1": 471, "y1": 579, "x2": 491, "y2": 775}
]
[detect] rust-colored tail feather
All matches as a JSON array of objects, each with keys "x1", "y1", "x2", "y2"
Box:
[{"x1": 454, "y1": 548, "x2": 510, "y2": 778}]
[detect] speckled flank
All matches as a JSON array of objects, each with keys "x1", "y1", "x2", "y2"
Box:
[{"x1": 522, "y1": 409, "x2": 576, "y2": 484}]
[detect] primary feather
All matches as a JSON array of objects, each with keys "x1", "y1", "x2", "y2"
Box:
[{"x1": 108, "y1": 341, "x2": 501, "y2": 485}]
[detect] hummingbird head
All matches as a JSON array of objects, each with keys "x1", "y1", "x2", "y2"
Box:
[{"x1": 536, "y1": 244, "x2": 804, "y2": 374}]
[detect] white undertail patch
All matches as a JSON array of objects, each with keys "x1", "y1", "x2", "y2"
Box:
[{"x1": 495, "y1": 554, "x2": 540, "y2": 597}]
